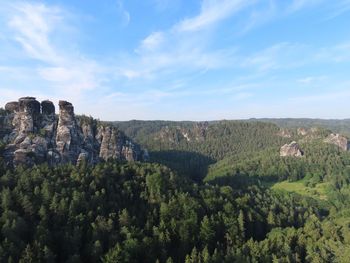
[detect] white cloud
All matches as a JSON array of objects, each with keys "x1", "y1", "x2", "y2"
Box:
[
  {"x1": 8, "y1": 2, "x2": 63, "y2": 63},
  {"x1": 1, "y1": 0, "x2": 350, "y2": 120},
  {"x1": 116, "y1": 0, "x2": 130, "y2": 27},
  {"x1": 297, "y1": 76, "x2": 327, "y2": 85},
  {"x1": 242, "y1": 43, "x2": 308, "y2": 72},
  {"x1": 114, "y1": 0, "x2": 248, "y2": 80},
  {"x1": 176, "y1": 0, "x2": 250, "y2": 32},
  {"x1": 1, "y1": 1, "x2": 108, "y2": 99},
  {"x1": 138, "y1": 32, "x2": 165, "y2": 52},
  {"x1": 315, "y1": 42, "x2": 350, "y2": 62},
  {"x1": 327, "y1": 0, "x2": 350, "y2": 19},
  {"x1": 287, "y1": 0, "x2": 324, "y2": 13}
]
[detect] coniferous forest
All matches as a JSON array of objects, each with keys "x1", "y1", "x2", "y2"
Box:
[{"x1": 2, "y1": 120, "x2": 350, "y2": 262}]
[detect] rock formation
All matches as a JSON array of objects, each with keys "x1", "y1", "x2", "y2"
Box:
[
  {"x1": 55, "y1": 100, "x2": 83, "y2": 163},
  {"x1": 277, "y1": 128, "x2": 292, "y2": 138},
  {"x1": 297, "y1": 128, "x2": 308, "y2": 136},
  {"x1": 280, "y1": 141, "x2": 304, "y2": 157},
  {"x1": 157, "y1": 122, "x2": 209, "y2": 144},
  {"x1": 1, "y1": 97, "x2": 145, "y2": 167},
  {"x1": 96, "y1": 126, "x2": 140, "y2": 161},
  {"x1": 324, "y1": 133, "x2": 349, "y2": 151}
]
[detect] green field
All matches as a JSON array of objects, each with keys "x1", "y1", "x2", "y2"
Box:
[{"x1": 271, "y1": 180, "x2": 329, "y2": 200}]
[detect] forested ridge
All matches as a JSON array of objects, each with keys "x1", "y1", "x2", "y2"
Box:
[
  {"x1": 2, "y1": 120, "x2": 350, "y2": 262},
  {"x1": 114, "y1": 121, "x2": 288, "y2": 181}
]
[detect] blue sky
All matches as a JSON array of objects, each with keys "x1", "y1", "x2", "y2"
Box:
[{"x1": 0, "y1": 0, "x2": 350, "y2": 120}]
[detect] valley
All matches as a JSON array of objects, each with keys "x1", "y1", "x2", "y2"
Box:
[{"x1": 1, "y1": 98, "x2": 350, "y2": 262}]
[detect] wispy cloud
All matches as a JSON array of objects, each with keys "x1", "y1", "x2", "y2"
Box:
[
  {"x1": 1, "y1": 1, "x2": 108, "y2": 98},
  {"x1": 241, "y1": 42, "x2": 308, "y2": 72},
  {"x1": 115, "y1": 0, "x2": 249, "y2": 80},
  {"x1": 176, "y1": 0, "x2": 251, "y2": 32},
  {"x1": 8, "y1": 2, "x2": 63, "y2": 63},
  {"x1": 327, "y1": 0, "x2": 350, "y2": 18},
  {"x1": 315, "y1": 42, "x2": 350, "y2": 62},
  {"x1": 152, "y1": 0, "x2": 181, "y2": 12},
  {"x1": 137, "y1": 32, "x2": 165, "y2": 52},
  {"x1": 116, "y1": 0, "x2": 130, "y2": 27},
  {"x1": 297, "y1": 75, "x2": 327, "y2": 85},
  {"x1": 287, "y1": 0, "x2": 324, "y2": 13},
  {"x1": 1, "y1": 0, "x2": 350, "y2": 120}
]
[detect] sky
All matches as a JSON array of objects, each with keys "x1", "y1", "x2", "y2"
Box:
[{"x1": 0, "y1": 0, "x2": 350, "y2": 121}]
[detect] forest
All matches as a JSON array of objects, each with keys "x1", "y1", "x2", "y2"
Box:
[{"x1": 1, "y1": 120, "x2": 350, "y2": 262}]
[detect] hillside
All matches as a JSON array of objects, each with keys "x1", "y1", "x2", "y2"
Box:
[
  {"x1": 255, "y1": 118, "x2": 350, "y2": 137},
  {"x1": 113, "y1": 120, "x2": 290, "y2": 180},
  {"x1": 2, "y1": 101, "x2": 350, "y2": 262}
]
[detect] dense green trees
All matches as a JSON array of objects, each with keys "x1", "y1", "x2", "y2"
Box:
[
  {"x1": 1, "y1": 159, "x2": 348, "y2": 262},
  {"x1": 2, "y1": 120, "x2": 350, "y2": 262},
  {"x1": 114, "y1": 121, "x2": 288, "y2": 181}
]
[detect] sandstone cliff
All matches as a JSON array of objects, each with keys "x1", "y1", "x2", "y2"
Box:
[
  {"x1": 280, "y1": 141, "x2": 304, "y2": 157},
  {"x1": 324, "y1": 133, "x2": 349, "y2": 151},
  {"x1": 277, "y1": 128, "x2": 292, "y2": 138},
  {"x1": 1, "y1": 97, "x2": 145, "y2": 167}
]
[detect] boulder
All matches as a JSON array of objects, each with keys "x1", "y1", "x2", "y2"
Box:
[
  {"x1": 324, "y1": 133, "x2": 349, "y2": 151},
  {"x1": 13, "y1": 149, "x2": 35, "y2": 167},
  {"x1": 277, "y1": 128, "x2": 292, "y2": 138},
  {"x1": 280, "y1": 141, "x2": 304, "y2": 157},
  {"x1": 297, "y1": 128, "x2": 308, "y2": 136},
  {"x1": 77, "y1": 152, "x2": 88, "y2": 166},
  {"x1": 97, "y1": 126, "x2": 140, "y2": 161}
]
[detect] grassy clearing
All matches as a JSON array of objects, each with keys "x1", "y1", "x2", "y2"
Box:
[{"x1": 271, "y1": 180, "x2": 329, "y2": 201}]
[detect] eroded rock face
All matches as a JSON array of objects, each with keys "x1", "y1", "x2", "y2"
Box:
[
  {"x1": 97, "y1": 126, "x2": 141, "y2": 161},
  {"x1": 193, "y1": 122, "x2": 208, "y2": 141},
  {"x1": 41, "y1": 100, "x2": 55, "y2": 116},
  {"x1": 14, "y1": 97, "x2": 41, "y2": 136},
  {"x1": 1, "y1": 97, "x2": 145, "y2": 167},
  {"x1": 56, "y1": 101, "x2": 82, "y2": 163},
  {"x1": 157, "y1": 122, "x2": 209, "y2": 144},
  {"x1": 280, "y1": 141, "x2": 304, "y2": 157},
  {"x1": 5, "y1": 101, "x2": 19, "y2": 112},
  {"x1": 277, "y1": 128, "x2": 292, "y2": 138},
  {"x1": 40, "y1": 100, "x2": 56, "y2": 140},
  {"x1": 324, "y1": 133, "x2": 349, "y2": 151},
  {"x1": 297, "y1": 128, "x2": 308, "y2": 136}
]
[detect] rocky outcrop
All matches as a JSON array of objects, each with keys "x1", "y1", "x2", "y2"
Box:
[
  {"x1": 13, "y1": 97, "x2": 41, "y2": 137},
  {"x1": 1, "y1": 97, "x2": 145, "y2": 167},
  {"x1": 40, "y1": 100, "x2": 56, "y2": 139},
  {"x1": 193, "y1": 121, "x2": 208, "y2": 141},
  {"x1": 280, "y1": 141, "x2": 304, "y2": 157},
  {"x1": 5, "y1": 101, "x2": 19, "y2": 112},
  {"x1": 41, "y1": 100, "x2": 55, "y2": 116},
  {"x1": 55, "y1": 100, "x2": 83, "y2": 163},
  {"x1": 96, "y1": 126, "x2": 141, "y2": 161},
  {"x1": 324, "y1": 133, "x2": 349, "y2": 151},
  {"x1": 277, "y1": 128, "x2": 292, "y2": 138},
  {"x1": 157, "y1": 122, "x2": 209, "y2": 144},
  {"x1": 297, "y1": 128, "x2": 308, "y2": 136}
]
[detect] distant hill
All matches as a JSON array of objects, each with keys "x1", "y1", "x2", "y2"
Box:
[{"x1": 253, "y1": 118, "x2": 350, "y2": 137}]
